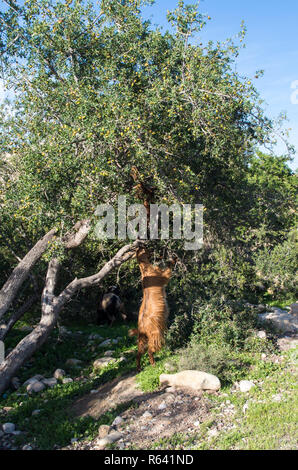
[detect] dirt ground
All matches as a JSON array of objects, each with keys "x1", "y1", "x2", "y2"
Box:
[{"x1": 68, "y1": 373, "x2": 213, "y2": 450}]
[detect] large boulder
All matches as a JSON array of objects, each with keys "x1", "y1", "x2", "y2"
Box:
[
  {"x1": 159, "y1": 370, "x2": 221, "y2": 392},
  {"x1": 289, "y1": 303, "x2": 298, "y2": 317},
  {"x1": 258, "y1": 309, "x2": 298, "y2": 334}
]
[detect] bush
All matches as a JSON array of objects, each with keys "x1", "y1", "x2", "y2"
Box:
[{"x1": 254, "y1": 230, "x2": 298, "y2": 297}]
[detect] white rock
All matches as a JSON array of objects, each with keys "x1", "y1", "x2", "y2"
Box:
[
  {"x1": 158, "y1": 402, "x2": 167, "y2": 410},
  {"x1": 23, "y1": 375, "x2": 44, "y2": 387},
  {"x1": 112, "y1": 416, "x2": 124, "y2": 426},
  {"x1": 160, "y1": 370, "x2": 221, "y2": 392},
  {"x1": 62, "y1": 377, "x2": 73, "y2": 384},
  {"x1": 242, "y1": 402, "x2": 249, "y2": 414},
  {"x1": 42, "y1": 377, "x2": 57, "y2": 388},
  {"x1": 26, "y1": 381, "x2": 46, "y2": 394},
  {"x1": 256, "y1": 330, "x2": 267, "y2": 339},
  {"x1": 93, "y1": 357, "x2": 116, "y2": 369},
  {"x1": 2, "y1": 423, "x2": 15, "y2": 434},
  {"x1": 22, "y1": 445, "x2": 33, "y2": 450},
  {"x1": 142, "y1": 411, "x2": 152, "y2": 419},
  {"x1": 239, "y1": 380, "x2": 255, "y2": 393},
  {"x1": 193, "y1": 421, "x2": 200, "y2": 427},
  {"x1": 54, "y1": 369, "x2": 66, "y2": 379},
  {"x1": 31, "y1": 409, "x2": 42, "y2": 416}
]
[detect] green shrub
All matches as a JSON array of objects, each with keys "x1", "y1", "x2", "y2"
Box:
[{"x1": 254, "y1": 230, "x2": 298, "y2": 297}]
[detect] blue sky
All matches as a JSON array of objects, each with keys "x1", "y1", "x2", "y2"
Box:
[{"x1": 142, "y1": 0, "x2": 298, "y2": 170}]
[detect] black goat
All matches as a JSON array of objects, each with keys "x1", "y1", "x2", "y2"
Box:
[{"x1": 97, "y1": 286, "x2": 127, "y2": 325}]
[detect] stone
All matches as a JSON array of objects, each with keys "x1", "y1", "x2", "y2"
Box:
[
  {"x1": 96, "y1": 432, "x2": 123, "y2": 449},
  {"x1": 112, "y1": 416, "x2": 124, "y2": 426},
  {"x1": 104, "y1": 350, "x2": 114, "y2": 357},
  {"x1": 277, "y1": 336, "x2": 298, "y2": 351},
  {"x1": 32, "y1": 409, "x2": 42, "y2": 416},
  {"x1": 23, "y1": 375, "x2": 45, "y2": 387},
  {"x1": 66, "y1": 358, "x2": 83, "y2": 367},
  {"x1": 2, "y1": 423, "x2": 15, "y2": 434},
  {"x1": 159, "y1": 370, "x2": 221, "y2": 392},
  {"x1": 99, "y1": 339, "x2": 112, "y2": 348},
  {"x1": 239, "y1": 380, "x2": 255, "y2": 393},
  {"x1": 256, "y1": 330, "x2": 267, "y2": 339},
  {"x1": 259, "y1": 310, "x2": 298, "y2": 334},
  {"x1": 93, "y1": 357, "x2": 116, "y2": 369},
  {"x1": 42, "y1": 377, "x2": 57, "y2": 388},
  {"x1": 26, "y1": 381, "x2": 46, "y2": 394},
  {"x1": 289, "y1": 303, "x2": 298, "y2": 316},
  {"x1": 158, "y1": 402, "x2": 167, "y2": 410},
  {"x1": 22, "y1": 445, "x2": 32, "y2": 450},
  {"x1": 98, "y1": 425, "x2": 111, "y2": 439},
  {"x1": 142, "y1": 411, "x2": 153, "y2": 419},
  {"x1": 62, "y1": 377, "x2": 73, "y2": 384},
  {"x1": 54, "y1": 369, "x2": 66, "y2": 379}
]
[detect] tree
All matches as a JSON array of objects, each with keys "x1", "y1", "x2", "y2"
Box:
[{"x1": 0, "y1": 0, "x2": 294, "y2": 390}]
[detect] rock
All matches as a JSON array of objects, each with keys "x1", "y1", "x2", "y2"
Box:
[
  {"x1": 54, "y1": 369, "x2": 66, "y2": 380},
  {"x1": 66, "y1": 358, "x2": 83, "y2": 367},
  {"x1": 23, "y1": 375, "x2": 45, "y2": 387},
  {"x1": 2, "y1": 423, "x2": 15, "y2": 434},
  {"x1": 22, "y1": 445, "x2": 33, "y2": 450},
  {"x1": 98, "y1": 425, "x2": 111, "y2": 439},
  {"x1": 71, "y1": 438, "x2": 78, "y2": 444},
  {"x1": 112, "y1": 416, "x2": 124, "y2": 426},
  {"x1": 256, "y1": 330, "x2": 267, "y2": 339},
  {"x1": 99, "y1": 339, "x2": 112, "y2": 348},
  {"x1": 239, "y1": 380, "x2": 255, "y2": 393},
  {"x1": 159, "y1": 370, "x2": 221, "y2": 392},
  {"x1": 42, "y1": 378, "x2": 57, "y2": 388},
  {"x1": 289, "y1": 303, "x2": 298, "y2": 316},
  {"x1": 62, "y1": 377, "x2": 73, "y2": 384},
  {"x1": 158, "y1": 402, "x2": 167, "y2": 410},
  {"x1": 104, "y1": 350, "x2": 114, "y2": 357},
  {"x1": 27, "y1": 381, "x2": 46, "y2": 394},
  {"x1": 93, "y1": 357, "x2": 116, "y2": 369},
  {"x1": 112, "y1": 339, "x2": 119, "y2": 344},
  {"x1": 32, "y1": 409, "x2": 42, "y2": 416},
  {"x1": 258, "y1": 310, "x2": 298, "y2": 334},
  {"x1": 96, "y1": 432, "x2": 123, "y2": 449},
  {"x1": 277, "y1": 336, "x2": 298, "y2": 351},
  {"x1": 193, "y1": 421, "x2": 200, "y2": 427},
  {"x1": 142, "y1": 411, "x2": 153, "y2": 419}
]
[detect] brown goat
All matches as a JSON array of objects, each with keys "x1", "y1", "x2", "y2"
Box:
[{"x1": 129, "y1": 247, "x2": 174, "y2": 371}]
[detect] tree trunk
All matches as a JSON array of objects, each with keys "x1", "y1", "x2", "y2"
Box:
[
  {"x1": 0, "y1": 228, "x2": 57, "y2": 320},
  {"x1": 0, "y1": 240, "x2": 143, "y2": 394}
]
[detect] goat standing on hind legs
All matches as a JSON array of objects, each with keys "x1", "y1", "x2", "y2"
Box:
[{"x1": 129, "y1": 247, "x2": 174, "y2": 372}]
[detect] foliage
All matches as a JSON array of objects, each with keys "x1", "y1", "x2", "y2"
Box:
[{"x1": 253, "y1": 229, "x2": 298, "y2": 297}]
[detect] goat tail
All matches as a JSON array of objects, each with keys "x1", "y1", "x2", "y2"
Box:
[
  {"x1": 148, "y1": 330, "x2": 165, "y2": 353},
  {"x1": 128, "y1": 328, "x2": 138, "y2": 337}
]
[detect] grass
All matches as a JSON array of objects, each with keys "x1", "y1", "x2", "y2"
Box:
[{"x1": 1, "y1": 302, "x2": 297, "y2": 450}]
